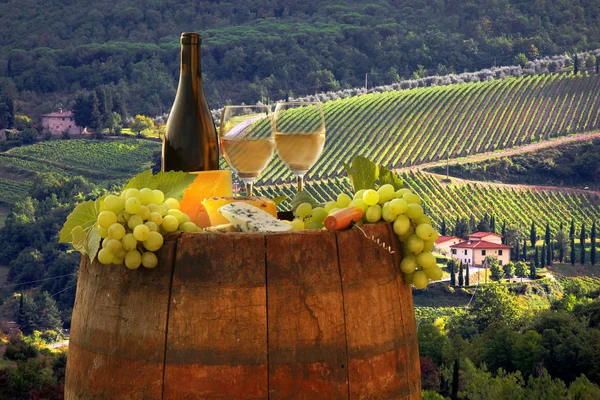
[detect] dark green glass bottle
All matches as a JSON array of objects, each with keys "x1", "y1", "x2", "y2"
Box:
[{"x1": 163, "y1": 32, "x2": 219, "y2": 172}]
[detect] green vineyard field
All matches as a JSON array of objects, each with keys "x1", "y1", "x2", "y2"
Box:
[
  {"x1": 254, "y1": 171, "x2": 600, "y2": 233},
  {"x1": 254, "y1": 72, "x2": 600, "y2": 185}
]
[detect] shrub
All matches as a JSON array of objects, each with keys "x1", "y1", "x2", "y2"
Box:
[{"x1": 4, "y1": 337, "x2": 38, "y2": 361}]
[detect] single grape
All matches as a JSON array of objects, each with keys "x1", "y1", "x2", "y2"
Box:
[
  {"x1": 148, "y1": 203, "x2": 160, "y2": 213},
  {"x1": 108, "y1": 223, "x2": 126, "y2": 240},
  {"x1": 405, "y1": 234, "x2": 425, "y2": 255},
  {"x1": 164, "y1": 198, "x2": 180, "y2": 210},
  {"x1": 393, "y1": 214, "x2": 411, "y2": 236},
  {"x1": 158, "y1": 205, "x2": 168, "y2": 217},
  {"x1": 310, "y1": 207, "x2": 328, "y2": 223},
  {"x1": 124, "y1": 188, "x2": 141, "y2": 200},
  {"x1": 353, "y1": 189, "x2": 366, "y2": 200},
  {"x1": 381, "y1": 202, "x2": 396, "y2": 222},
  {"x1": 305, "y1": 221, "x2": 324, "y2": 230},
  {"x1": 179, "y1": 222, "x2": 199, "y2": 232},
  {"x1": 412, "y1": 271, "x2": 429, "y2": 289},
  {"x1": 162, "y1": 215, "x2": 179, "y2": 232},
  {"x1": 133, "y1": 224, "x2": 150, "y2": 241},
  {"x1": 362, "y1": 189, "x2": 379, "y2": 206},
  {"x1": 181, "y1": 213, "x2": 190, "y2": 222},
  {"x1": 397, "y1": 226, "x2": 415, "y2": 242},
  {"x1": 142, "y1": 252, "x2": 158, "y2": 269},
  {"x1": 417, "y1": 252, "x2": 437, "y2": 269},
  {"x1": 105, "y1": 238, "x2": 123, "y2": 254},
  {"x1": 403, "y1": 193, "x2": 421, "y2": 205},
  {"x1": 97, "y1": 225, "x2": 109, "y2": 239},
  {"x1": 167, "y1": 209, "x2": 186, "y2": 224},
  {"x1": 416, "y1": 224, "x2": 435, "y2": 241},
  {"x1": 324, "y1": 201, "x2": 338, "y2": 213},
  {"x1": 125, "y1": 250, "x2": 142, "y2": 270},
  {"x1": 145, "y1": 221, "x2": 158, "y2": 232},
  {"x1": 414, "y1": 215, "x2": 432, "y2": 226},
  {"x1": 348, "y1": 198, "x2": 368, "y2": 213},
  {"x1": 389, "y1": 198, "x2": 408, "y2": 215},
  {"x1": 143, "y1": 231, "x2": 164, "y2": 251},
  {"x1": 125, "y1": 197, "x2": 141, "y2": 214},
  {"x1": 377, "y1": 184, "x2": 395, "y2": 204},
  {"x1": 102, "y1": 237, "x2": 111, "y2": 249},
  {"x1": 423, "y1": 240, "x2": 434, "y2": 253},
  {"x1": 98, "y1": 248, "x2": 115, "y2": 264},
  {"x1": 136, "y1": 205, "x2": 151, "y2": 220},
  {"x1": 120, "y1": 189, "x2": 130, "y2": 199},
  {"x1": 365, "y1": 205, "x2": 382, "y2": 223},
  {"x1": 153, "y1": 190, "x2": 165, "y2": 205},
  {"x1": 403, "y1": 272, "x2": 414, "y2": 285},
  {"x1": 98, "y1": 211, "x2": 117, "y2": 229},
  {"x1": 139, "y1": 188, "x2": 155, "y2": 206},
  {"x1": 127, "y1": 215, "x2": 144, "y2": 230},
  {"x1": 104, "y1": 195, "x2": 125, "y2": 214},
  {"x1": 290, "y1": 219, "x2": 305, "y2": 231},
  {"x1": 113, "y1": 248, "x2": 127, "y2": 265},
  {"x1": 149, "y1": 212, "x2": 163, "y2": 225},
  {"x1": 336, "y1": 193, "x2": 352, "y2": 208},
  {"x1": 71, "y1": 226, "x2": 86, "y2": 243},
  {"x1": 295, "y1": 203, "x2": 313, "y2": 218},
  {"x1": 394, "y1": 188, "x2": 411, "y2": 198},
  {"x1": 405, "y1": 203, "x2": 424, "y2": 220},
  {"x1": 425, "y1": 266, "x2": 443, "y2": 281},
  {"x1": 400, "y1": 255, "x2": 418, "y2": 274},
  {"x1": 328, "y1": 207, "x2": 341, "y2": 215}
]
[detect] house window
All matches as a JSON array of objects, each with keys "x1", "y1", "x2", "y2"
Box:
[
  {"x1": 499, "y1": 260, "x2": 503, "y2": 265},
  {"x1": 499, "y1": 250, "x2": 503, "y2": 255},
  {"x1": 482, "y1": 250, "x2": 486, "y2": 256},
  {"x1": 62, "y1": 117, "x2": 65, "y2": 121},
  {"x1": 452, "y1": 249, "x2": 456, "y2": 255},
  {"x1": 464, "y1": 250, "x2": 467, "y2": 255}
]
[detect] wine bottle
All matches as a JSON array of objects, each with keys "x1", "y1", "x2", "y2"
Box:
[{"x1": 163, "y1": 32, "x2": 219, "y2": 172}]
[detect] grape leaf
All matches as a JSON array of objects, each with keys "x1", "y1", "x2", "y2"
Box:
[
  {"x1": 86, "y1": 227, "x2": 101, "y2": 262},
  {"x1": 59, "y1": 200, "x2": 98, "y2": 243},
  {"x1": 291, "y1": 190, "x2": 318, "y2": 212},
  {"x1": 123, "y1": 170, "x2": 196, "y2": 200},
  {"x1": 345, "y1": 156, "x2": 379, "y2": 192},
  {"x1": 379, "y1": 166, "x2": 404, "y2": 190}
]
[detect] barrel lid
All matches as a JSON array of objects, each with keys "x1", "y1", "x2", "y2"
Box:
[{"x1": 180, "y1": 32, "x2": 201, "y2": 44}]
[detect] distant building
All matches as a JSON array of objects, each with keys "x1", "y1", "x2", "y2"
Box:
[
  {"x1": 41, "y1": 109, "x2": 83, "y2": 135},
  {"x1": 449, "y1": 231, "x2": 512, "y2": 267},
  {"x1": 434, "y1": 235, "x2": 463, "y2": 252}
]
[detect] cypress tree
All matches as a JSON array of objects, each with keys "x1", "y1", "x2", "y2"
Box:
[
  {"x1": 580, "y1": 223, "x2": 586, "y2": 265},
  {"x1": 549, "y1": 240, "x2": 554, "y2": 264},
  {"x1": 574, "y1": 54, "x2": 579, "y2": 74},
  {"x1": 591, "y1": 221, "x2": 596, "y2": 266},
  {"x1": 458, "y1": 263, "x2": 464, "y2": 286},
  {"x1": 544, "y1": 221, "x2": 551, "y2": 246},
  {"x1": 465, "y1": 262, "x2": 470, "y2": 286},
  {"x1": 541, "y1": 243, "x2": 546, "y2": 268},
  {"x1": 570, "y1": 218, "x2": 575, "y2": 240},
  {"x1": 522, "y1": 239, "x2": 527, "y2": 261},
  {"x1": 530, "y1": 221, "x2": 536, "y2": 247},
  {"x1": 441, "y1": 218, "x2": 447, "y2": 236},
  {"x1": 515, "y1": 239, "x2": 520, "y2": 262},
  {"x1": 491, "y1": 215, "x2": 496, "y2": 233},
  {"x1": 501, "y1": 220, "x2": 506, "y2": 244},
  {"x1": 449, "y1": 260, "x2": 456, "y2": 287},
  {"x1": 571, "y1": 234, "x2": 576, "y2": 265},
  {"x1": 534, "y1": 246, "x2": 539, "y2": 268},
  {"x1": 469, "y1": 216, "x2": 477, "y2": 234},
  {"x1": 451, "y1": 359, "x2": 459, "y2": 400},
  {"x1": 529, "y1": 261, "x2": 537, "y2": 280}
]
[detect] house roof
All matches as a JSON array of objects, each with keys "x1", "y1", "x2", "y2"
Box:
[
  {"x1": 469, "y1": 231, "x2": 502, "y2": 238},
  {"x1": 41, "y1": 111, "x2": 74, "y2": 118},
  {"x1": 450, "y1": 240, "x2": 512, "y2": 249},
  {"x1": 435, "y1": 235, "x2": 461, "y2": 244}
]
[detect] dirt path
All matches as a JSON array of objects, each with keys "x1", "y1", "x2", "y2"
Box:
[{"x1": 396, "y1": 131, "x2": 600, "y2": 173}]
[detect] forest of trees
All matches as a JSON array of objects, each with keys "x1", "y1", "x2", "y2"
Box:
[{"x1": 1, "y1": 0, "x2": 600, "y2": 118}]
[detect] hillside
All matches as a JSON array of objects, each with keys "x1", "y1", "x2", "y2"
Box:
[{"x1": 1, "y1": 0, "x2": 600, "y2": 116}]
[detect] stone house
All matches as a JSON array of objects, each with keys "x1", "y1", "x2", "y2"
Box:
[
  {"x1": 449, "y1": 232, "x2": 512, "y2": 267},
  {"x1": 41, "y1": 109, "x2": 83, "y2": 135}
]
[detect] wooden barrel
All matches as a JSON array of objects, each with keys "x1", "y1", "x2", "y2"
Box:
[{"x1": 65, "y1": 223, "x2": 421, "y2": 399}]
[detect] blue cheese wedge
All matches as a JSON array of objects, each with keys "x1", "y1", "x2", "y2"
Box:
[
  {"x1": 204, "y1": 223, "x2": 238, "y2": 233},
  {"x1": 218, "y1": 202, "x2": 292, "y2": 233}
]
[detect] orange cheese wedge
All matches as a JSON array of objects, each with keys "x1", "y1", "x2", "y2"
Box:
[
  {"x1": 202, "y1": 196, "x2": 277, "y2": 226},
  {"x1": 179, "y1": 170, "x2": 233, "y2": 228}
]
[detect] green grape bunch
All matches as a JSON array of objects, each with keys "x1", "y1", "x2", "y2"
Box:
[
  {"x1": 291, "y1": 183, "x2": 443, "y2": 290},
  {"x1": 75, "y1": 188, "x2": 199, "y2": 270}
]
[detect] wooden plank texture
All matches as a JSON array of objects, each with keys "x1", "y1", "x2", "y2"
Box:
[
  {"x1": 64, "y1": 237, "x2": 177, "y2": 400},
  {"x1": 266, "y1": 231, "x2": 348, "y2": 399},
  {"x1": 163, "y1": 232, "x2": 268, "y2": 399},
  {"x1": 337, "y1": 223, "x2": 412, "y2": 399}
]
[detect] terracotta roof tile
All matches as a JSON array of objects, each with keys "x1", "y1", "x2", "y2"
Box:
[{"x1": 450, "y1": 240, "x2": 512, "y2": 249}]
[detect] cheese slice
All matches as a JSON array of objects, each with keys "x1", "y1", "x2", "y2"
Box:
[
  {"x1": 204, "y1": 223, "x2": 238, "y2": 233},
  {"x1": 218, "y1": 203, "x2": 292, "y2": 233},
  {"x1": 179, "y1": 171, "x2": 233, "y2": 228},
  {"x1": 202, "y1": 196, "x2": 277, "y2": 226}
]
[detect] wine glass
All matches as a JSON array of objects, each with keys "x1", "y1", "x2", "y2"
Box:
[
  {"x1": 273, "y1": 102, "x2": 326, "y2": 191},
  {"x1": 219, "y1": 105, "x2": 274, "y2": 196}
]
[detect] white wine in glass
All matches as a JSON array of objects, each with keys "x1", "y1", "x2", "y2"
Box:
[
  {"x1": 273, "y1": 102, "x2": 326, "y2": 191},
  {"x1": 219, "y1": 105, "x2": 274, "y2": 196}
]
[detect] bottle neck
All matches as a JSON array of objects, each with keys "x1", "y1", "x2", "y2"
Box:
[{"x1": 179, "y1": 42, "x2": 202, "y2": 93}]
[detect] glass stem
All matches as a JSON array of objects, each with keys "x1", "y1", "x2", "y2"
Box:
[
  {"x1": 297, "y1": 174, "x2": 304, "y2": 192},
  {"x1": 245, "y1": 181, "x2": 254, "y2": 196}
]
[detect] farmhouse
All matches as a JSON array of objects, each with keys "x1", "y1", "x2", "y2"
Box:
[
  {"x1": 41, "y1": 109, "x2": 83, "y2": 135},
  {"x1": 449, "y1": 231, "x2": 512, "y2": 267},
  {"x1": 434, "y1": 235, "x2": 463, "y2": 253}
]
